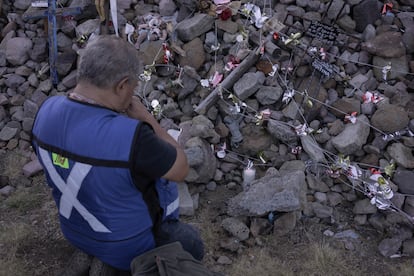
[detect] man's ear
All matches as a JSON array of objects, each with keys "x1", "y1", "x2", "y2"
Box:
[{"x1": 114, "y1": 77, "x2": 129, "y2": 95}]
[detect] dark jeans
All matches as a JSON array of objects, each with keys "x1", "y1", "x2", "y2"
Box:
[
  {"x1": 154, "y1": 219, "x2": 205, "y2": 261},
  {"x1": 97, "y1": 220, "x2": 204, "y2": 275}
]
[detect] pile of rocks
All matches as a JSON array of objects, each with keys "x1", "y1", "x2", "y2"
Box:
[{"x1": 1, "y1": 0, "x2": 414, "y2": 259}]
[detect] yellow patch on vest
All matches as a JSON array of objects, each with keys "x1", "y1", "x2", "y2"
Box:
[{"x1": 52, "y1": 153, "x2": 69, "y2": 169}]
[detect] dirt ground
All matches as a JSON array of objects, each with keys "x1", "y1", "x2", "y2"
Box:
[{"x1": 1, "y1": 148, "x2": 414, "y2": 276}]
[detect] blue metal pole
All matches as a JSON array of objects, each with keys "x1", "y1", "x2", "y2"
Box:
[{"x1": 48, "y1": 0, "x2": 58, "y2": 85}]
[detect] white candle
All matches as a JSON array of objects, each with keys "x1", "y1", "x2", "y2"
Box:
[{"x1": 243, "y1": 167, "x2": 256, "y2": 190}]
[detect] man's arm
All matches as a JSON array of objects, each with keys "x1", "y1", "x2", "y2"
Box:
[{"x1": 126, "y1": 97, "x2": 189, "y2": 181}]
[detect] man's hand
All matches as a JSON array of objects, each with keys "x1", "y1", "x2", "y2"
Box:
[{"x1": 126, "y1": 97, "x2": 152, "y2": 122}]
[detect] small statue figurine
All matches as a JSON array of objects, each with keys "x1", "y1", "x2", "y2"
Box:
[{"x1": 134, "y1": 13, "x2": 167, "y2": 50}]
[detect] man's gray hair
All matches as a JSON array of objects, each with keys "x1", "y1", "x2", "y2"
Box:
[{"x1": 77, "y1": 35, "x2": 141, "y2": 88}]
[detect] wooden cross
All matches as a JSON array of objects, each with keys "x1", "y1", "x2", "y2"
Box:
[{"x1": 23, "y1": 1, "x2": 82, "y2": 85}]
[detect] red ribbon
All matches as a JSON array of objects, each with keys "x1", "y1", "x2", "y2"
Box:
[{"x1": 163, "y1": 43, "x2": 170, "y2": 64}]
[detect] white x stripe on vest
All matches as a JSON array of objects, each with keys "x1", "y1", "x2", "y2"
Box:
[{"x1": 39, "y1": 147, "x2": 111, "y2": 233}]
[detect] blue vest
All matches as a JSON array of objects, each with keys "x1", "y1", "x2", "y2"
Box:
[{"x1": 32, "y1": 96, "x2": 178, "y2": 270}]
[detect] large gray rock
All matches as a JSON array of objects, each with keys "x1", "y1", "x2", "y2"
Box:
[
  {"x1": 13, "y1": 0, "x2": 31, "y2": 10},
  {"x1": 296, "y1": 75, "x2": 328, "y2": 122},
  {"x1": 184, "y1": 136, "x2": 217, "y2": 184},
  {"x1": 330, "y1": 97, "x2": 361, "y2": 117},
  {"x1": 175, "y1": 68, "x2": 200, "y2": 100},
  {"x1": 185, "y1": 147, "x2": 204, "y2": 167},
  {"x1": 393, "y1": 169, "x2": 414, "y2": 195},
  {"x1": 255, "y1": 85, "x2": 283, "y2": 105},
  {"x1": 273, "y1": 212, "x2": 297, "y2": 236},
  {"x1": 371, "y1": 104, "x2": 409, "y2": 133},
  {"x1": 239, "y1": 124, "x2": 272, "y2": 156},
  {"x1": 300, "y1": 135, "x2": 326, "y2": 163},
  {"x1": 23, "y1": 99, "x2": 39, "y2": 119},
  {"x1": 178, "y1": 182, "x2": 194, "y2": 216},
  {"x1": 57, "y1": 32, "x2": 73, "y2": 52},
  {"x1": 398, "y1": 12, "x2": 414, "y2": 54},
  {"x1": 404, "y1": 197, "x2": 414, "y2": 217},
  {"x1": 362, "y1": 24, "x2": 376, "y2": 42},
  {"x1": 30, "y1": 37, "x2": 48, "y2": 62},
  {"x1": 362, "y1": 31, "x2": 406, "y2": 58},
  {"x1": 61, "y1": 70, "x2": 78, "y2": 89},
  {"x1": 307, "y1": 174, "x2": 330, "y2": 192},
  {"x1": 378, "y1": 238, "x2": 402, "y2": 257},
  {"x1": 336, "y1": 15, "x2": 356, "y2": 33},
  {"x1": 286, "y1": 6, "x2": 305, "y2": 18},
  {"x1": 327, "y1": 192, "x2": 345, "y2": 206},
  {"x1": 56, "y1": 50, "x2": 78, "y2": 77},
  {"x1": 0, "y1": 126, "x2": 18, "y2": 141},
  {"x1": 311, "y1": 202, "x2": 333, "y2": 218},
  {"x1": 10, "y1": 94, "x2": 25, "y2": 106},
  {"x1": 372, "y1": 55, "x2": 409, "y2": 81},
  {"x1": 353, "y1": 198, "x2": 377, "y2": 214},
  {"x1": 159, "y1": 0, "x2": 177, "y2": 16},
  {"x1": 4, "y1": 74, "x2": 26, "y2": 89},
  {"x1": 221, "y1": 217, "x2": 250, "y2": 241},
  {"x1": 352, "y1": 0, "x2": 382, "y2": 33},
  {"x1": 0, "y1": 31, "x2": 15, "y2": 55},
  {"x1": 176, "y1": 13, "x2": 215, "y2": 42},
  {"x1": 348, "y1": 73, "x2": 368, "y2": 89},
  {"x1": 189, "y1": 115, "x2": 220, "y2": 143},
  {"x1": 177, "y1": 38, "x2": 205, "y2": 71},
  {"x1": 266, "y1": 120, "x2": 298, "y2": 145},
  {"x1": 5, "y1": 37, "x2": 33, "y2": 66},
  {"x1": 75, "y1": 19, "x2": 100, "y2": 37},
  {"x1": 227, "y1": 169, "x2": 306, "y2": 217},
  {"x1": 137, "y1": 40, "x2": 165, "y2": 66},
  {"x1": 22, "y1": 159, "x2": 43, "y2": 177},
  {"x1": 326, "y1": 0, "x2": 345, "y2": 21},
  {"x1": 386, "y1": 143, "x2": 414, "y2": 169},
  {"x1": 216, "y1": 19, "x2": 239, "y2": 34},
  {"x1": 331, "y1": 115, "x2": 370, "y2": 155},
  {"x1": 279, "y1": 160, "x2": 306, "y2": 174},
  {"x1": 233, "y1": 71, "x2": 265, "y2": 100},
  {"x1": 282, "y1": 100, "x2": 302, "y2": 120},
  {"x1": 403, "y1": 239, "x2": 414, "y2": 257}
]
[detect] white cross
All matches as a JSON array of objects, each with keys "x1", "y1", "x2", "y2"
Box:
[{"x1": 38, "y1": 147, "x2": 111, "y2": 233}]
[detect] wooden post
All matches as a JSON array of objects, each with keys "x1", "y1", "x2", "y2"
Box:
[{"x1": 194, "y1": 47, "x2": 261, "y2": 115}]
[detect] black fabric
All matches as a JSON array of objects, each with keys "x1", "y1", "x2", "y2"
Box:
[
  {"x1": 32, "y1": 134, "x2": 130, "y2": 168},
  {"x1": 132, "y1": 123, "x2": 176, "y2": 179},
  {"x1": 154, "y1": 220, "x2": 205, "y2": 261},
  {"x1": 130, "y1": 242, "x2": 224, "y2": 276},
  {"x1": 129, "y1": 123, "x2": 176, "y2": 234}
]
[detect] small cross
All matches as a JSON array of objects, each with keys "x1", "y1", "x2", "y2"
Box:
[{"x1": 23, "y1": 1, "x2": 82, "y2": 85}]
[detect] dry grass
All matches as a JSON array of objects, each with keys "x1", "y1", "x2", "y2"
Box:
[
  {"x1": 3, "y1": 186, "x2": 44, "y2": 214},
  {"x1": 301, "y1": 241, "x2": 354, "y2": 276},
  {"x1": 0, "y1": 169, "x2": 72, "y2": 276},
  {"x1": 1, "y1": 151, "x2": 414, "y2": 276},
  {"x1": 219, "y1": 238, "x2": 353, "y2": 276},
  {"x1": 388, "y1": 261, "x2": 414, "y2": 276},
  {"x1": 225, "y1": 247, "x2": 295, "y2": 276},
  {"x1": 0, "y1": 150, "x2": 29, "y2": 178},
  {"x1": 0, "y1": 222, "x2": 31, "y2": 276}
]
